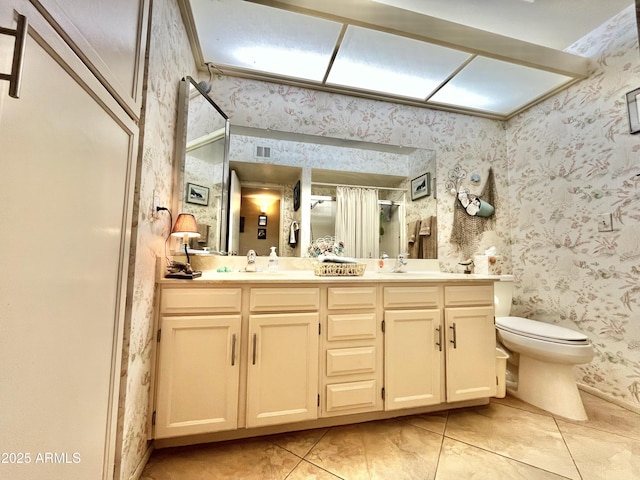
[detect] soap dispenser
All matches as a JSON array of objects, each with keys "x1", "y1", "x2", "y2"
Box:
[{"x1": 268, "y1": 246, "x2": 279, "y2": 272}]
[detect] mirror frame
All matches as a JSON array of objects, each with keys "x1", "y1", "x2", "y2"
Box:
[{"x1": 173, "y1": 76, "x2": 231, "y2": 253}]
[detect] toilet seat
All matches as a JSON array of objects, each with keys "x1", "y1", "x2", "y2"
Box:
[{"x1": 496, "y1": 316, "x2": 590, "y2": 345}]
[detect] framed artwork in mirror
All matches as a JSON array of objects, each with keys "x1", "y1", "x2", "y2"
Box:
[
  {"x1": 258, "y1": 215, "x2": 267, "y2": 226},
  {"x1": 626, "y1": 87, "x2": 640, "y2": 134},
  {"x1": 411, "y1": 172, "x2": 430, "y2": 201},
  {"x1": 186, "y1": 183, "x2": 209, "y2": 205},
  {"x1": 293, "y1": 180, "x2": 300, "y2": 211},
  {"x1": 257, "y1": 228, "x2": 266, "y2": 239}
]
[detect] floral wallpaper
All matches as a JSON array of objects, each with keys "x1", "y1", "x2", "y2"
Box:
[
  {"x1": 116, "y1": 0, "x2": 196, "y2": 478},
  {"x1": 506, "y1": 5, "x2": 640, "y2": 409}
]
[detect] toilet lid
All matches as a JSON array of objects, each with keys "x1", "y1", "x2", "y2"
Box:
[{"x1": 496, "y1": 316, "x2": 590, "y2": 344}]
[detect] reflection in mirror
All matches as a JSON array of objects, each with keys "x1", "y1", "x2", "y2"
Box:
[
  {"x1": 227, "y1": 126, "x2": 437, "y2": 258},
  {"x1": 173, "y1": 77, "x2": 230, "y2": 253}
]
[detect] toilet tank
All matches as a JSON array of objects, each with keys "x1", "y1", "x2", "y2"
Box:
[{"x1": 494, "y1": 280, "x2": 514, "y2": 317}]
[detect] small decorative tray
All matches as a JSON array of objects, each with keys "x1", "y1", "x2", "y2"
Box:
[{"x1": 313, "y1": 262, "x2": 366, "y2": 277}]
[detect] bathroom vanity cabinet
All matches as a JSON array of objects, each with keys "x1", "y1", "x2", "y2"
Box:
[
  {"x1": 152, "y1": 274, "x2": 498, "y2": 447},
  {"x1": 155, "y1": 288, "x2": 242, "y2": 438}
]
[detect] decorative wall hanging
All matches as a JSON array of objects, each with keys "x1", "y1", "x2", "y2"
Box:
[
  {"x1": 185, "y1": 183, "x2": 209, "y2": 205},
  {"x1": 410, "y1": 172, "x2": 430, "y2": 200},
  {"x1": 293, "y1": 180, "x2": 301, "y2": 211},
  {"x1": 626, "y1": 87, "x2": 640, "y2": 134},
  {"x1": 258, "y1": 214, "x2": 267, "y2": 226},
  {"x1": 450, "y1": 167, "x2": 497, "y2": 259}
]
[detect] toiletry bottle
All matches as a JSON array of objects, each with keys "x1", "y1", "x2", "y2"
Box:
[
  {"x1": 377, "y1": 252, "x2": 388, "y2": 273},
  {"x1": 268, "y1": 246, "x2": 279, "y2": 272}
]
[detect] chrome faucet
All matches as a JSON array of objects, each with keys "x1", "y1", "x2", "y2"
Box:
[
  {"x1": 245, "y1": 249, "x2": 257, "y2": 272},
  {"x1": 392, "y1": 253, "x2": 408, "y2": 273}
]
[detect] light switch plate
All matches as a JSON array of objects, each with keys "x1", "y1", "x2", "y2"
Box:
[{"x1": 597, "y1": 213, "x2": 613, "y2": 232}]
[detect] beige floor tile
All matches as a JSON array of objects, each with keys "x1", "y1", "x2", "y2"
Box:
[
  {"x1": 305, "y1": 418, "x2": 442, "y2": 480},
  {"x1": 403, "y1": 411, "x2": 448, "y2": 435},
  {"x1": 491, "y1": 393, "x2": 553, "y2": 417},
  {"x1": 564, "y1": 391, "x2": 640, "y2": 441},
  {"x1": 286, "y1": 459, "x2": 343, "y2": 479},
  {"x1": 268, "y1": 427, "x2": 329, "y2": 457},
  {"x1": 445, "y1": 403, "x2": 579, "y2": 479},
  {"x1": 141, "y1": 438, "x2": 300, "y2": 480},
  {"x1": 557, "y1": 419, "x2": 640, "y2": 480},
  {"x1": 435, "y1": 437, "x2": 568, "y2": 480}
]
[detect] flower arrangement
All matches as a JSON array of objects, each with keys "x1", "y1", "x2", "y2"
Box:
[{"x1": 307, "y1": 236, "x2": 345, "y2": 258}]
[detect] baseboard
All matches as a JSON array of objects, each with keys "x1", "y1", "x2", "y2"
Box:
[
  {"x1": 128, "y1": 442, "x2": 154, "y2": 480},
  {"x1": 578, "y1": 383, "x2": 640, "y2": 415}
]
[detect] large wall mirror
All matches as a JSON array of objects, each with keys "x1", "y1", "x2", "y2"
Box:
[
  {"x1": 175, "y1": 81, "x2": 437, "y2": 259},
  {"x1": 173, "y1": 76, "x2": 230, "y2": 253},
  {"x1": 226, "y1": 127, "x2": 437, "y2": 259}
]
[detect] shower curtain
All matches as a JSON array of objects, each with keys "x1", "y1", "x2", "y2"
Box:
[{"x1": 335, "y1": 186, "x2": 379, "y2": 258}]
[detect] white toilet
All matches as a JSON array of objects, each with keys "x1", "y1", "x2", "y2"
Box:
[{"x1": 494, "y1": 280, "x2": 595, "y2": 420}]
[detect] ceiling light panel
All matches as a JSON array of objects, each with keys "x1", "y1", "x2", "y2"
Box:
[
  {"x1": 429, "y1": 56, "x2": 572, "y2": 115},
  {"x1": 326, "y1": 26, "x2": 472, "y2": 100},
  {"x1": 190, "y1": 0, "x2": 343, "y2": 81}
]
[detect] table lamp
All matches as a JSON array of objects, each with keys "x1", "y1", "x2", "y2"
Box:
[{"x1": 167, "y1": 213, "x2": 202, "y2": 279}]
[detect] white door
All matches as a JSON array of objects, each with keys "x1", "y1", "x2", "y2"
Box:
[
  {"x1": 384, "y1": 309, "x2": 443, "y2": 410},
  {"x1": 155, "y1": 315, "x2": 241, "y2": 438},
  {"x1": 246, "y1": 312, "x2": 319, "y2": 427},
  {"x1": 0, "y1": 2, "x2": 138, "y2": 479},
  {"x1": 445, "y1": 306, "x2": 497, "y2": 402}
]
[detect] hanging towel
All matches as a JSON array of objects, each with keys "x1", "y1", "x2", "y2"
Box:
[
  {"x1": 407, "y1": 220, "x2": 419, "y2": 244},
  {"x1": 418, "y1": 218, "x2": 431, "y2": 236},
  {"x1": 421, "y1": 216, "x2": 438, "y2": 259},
  {"x1": 408, "y1": 220, "x2": 421, "y2": 259},
  {"x1": 289, "y1": 221, "x2": 299, "y2": 247}
]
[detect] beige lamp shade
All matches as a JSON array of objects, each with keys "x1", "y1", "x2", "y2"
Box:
[{"x1": 171, "y1": 213, "x2": 200, "y2": 240}]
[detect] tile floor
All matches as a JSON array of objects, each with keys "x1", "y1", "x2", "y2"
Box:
[{"x1": 141, "y1": 391, "x2": 640, "y2": 480}]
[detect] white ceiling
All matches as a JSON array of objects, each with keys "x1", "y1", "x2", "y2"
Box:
[{"x1": 179, "y1": 0, "x2": 634, "y2": 119}]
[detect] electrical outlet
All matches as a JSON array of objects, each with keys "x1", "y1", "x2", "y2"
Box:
[
  {"x1": 597, "y1": 213, "x2": 613, "y2": 232},
  {"x1": 151, "y1": 190, "x2": 161, "y2": 221}
]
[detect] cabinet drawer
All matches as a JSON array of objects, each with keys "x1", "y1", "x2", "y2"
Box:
[
  {"x1": 327, "y1": 286, "x2": 377, "y2": 310},
  {"x1": 326, "y1": 347, "x2": 376, "y2": 376},
  {"x1": 383, "y1": 286, "x2": 442, "y2": 309},
  {"x1": 250, "y1": 288, "x2": 320, "y2": 312},
  {"x1": 326, "y1": 380, "x2": 377, "y2": 412},
  {"x1": 327, "y1": 313, "x2": 377, "y2": 341},
  {"x1": 444, "y1": 285, "x2": 494, "y2": 307},
  {"x1": 161, "y1": 288, "x2": 242, "y2": 314}
]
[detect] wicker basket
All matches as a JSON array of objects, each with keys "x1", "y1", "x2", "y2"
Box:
[{"x1": 313, "y1": 262, "x2": 366, "y2": 277}]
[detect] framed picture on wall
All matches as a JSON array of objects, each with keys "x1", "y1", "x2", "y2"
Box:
[
  {"x1": 186, "y1": 183, "x2": 209, "y2": 205},
  {"x1": 411, "y1": 172, "x2": 430, "y2": 201},
  {"x1": 257, "y1": 228, "x2": 267, "y2": 239},
  {"x1": 626, "y1": 87, "x2": 640, "y2": 134},
  {"x1": 293, "y1": 180, "x2": 300, "y2": 211},
  {"x1": 258, "y1": 215, "x2": 267, "y2": 226}
]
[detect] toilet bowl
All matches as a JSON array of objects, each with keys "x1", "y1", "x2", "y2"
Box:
[{"x1": 494, "y1": 281, "x2": 595, "y2": 421}]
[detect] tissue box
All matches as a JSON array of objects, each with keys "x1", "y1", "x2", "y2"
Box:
[{"x1": 474, "y1": 255, "x2": 502, "y2": 275}]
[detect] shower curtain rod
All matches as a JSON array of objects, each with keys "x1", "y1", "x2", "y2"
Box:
[{"x1": 311, "y1": 182, "x2": 407, "y2": 192}]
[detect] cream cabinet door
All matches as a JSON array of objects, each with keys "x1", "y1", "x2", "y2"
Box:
[
  {"x1": 445, "y1": 306, "x2": 496, "y2": 402},
  {"x1": 31, "y1": 0, "x2": 150, "y2": 118},
  {"x1": 0, "y1": 2, "x2": 138, "y2": 479},
  {"x1": 246, "y1": 312, "x2": 319, "y2": 428},
  {"x1": 155, "y1": 315, "x2": 241, "y2": 438},
  {"x1": 384, "y1": 309, "x2": 443, "y2": 410}
]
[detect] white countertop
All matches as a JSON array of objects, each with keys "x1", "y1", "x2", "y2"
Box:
[{"x1": 158, "y1": 269, "x2": 512, "y2": 285}]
